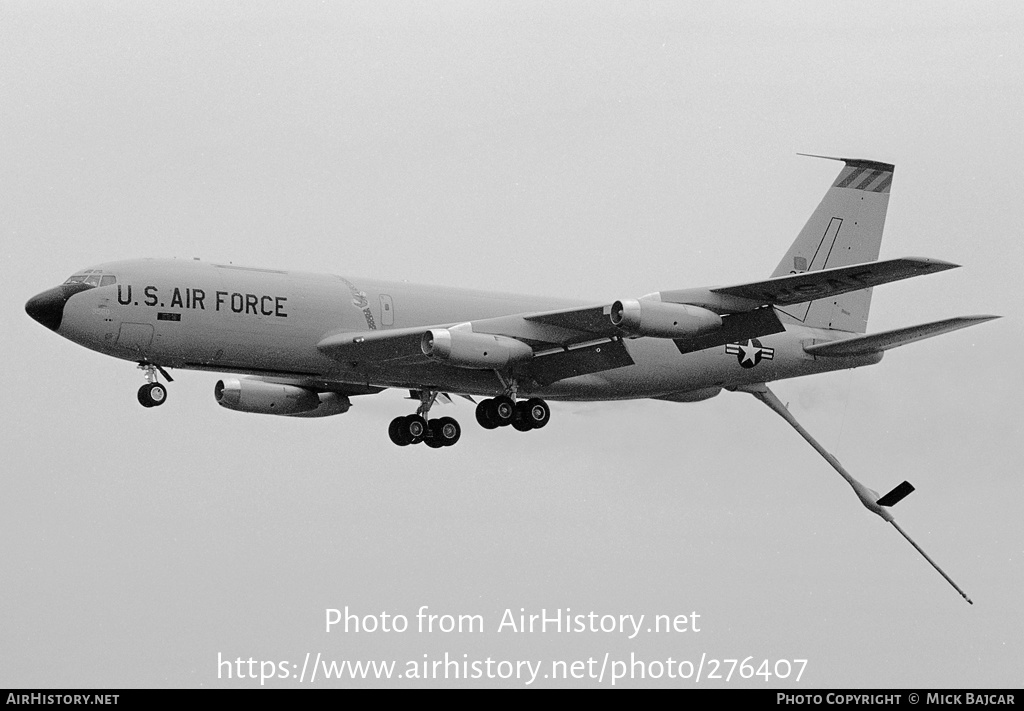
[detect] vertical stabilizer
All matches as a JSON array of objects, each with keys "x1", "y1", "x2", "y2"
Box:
[{"x1": 772, "y1": 156, "x2": 894, "y2": 333}]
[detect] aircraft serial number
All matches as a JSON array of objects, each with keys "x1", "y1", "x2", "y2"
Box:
[{"x1": 117, "y1": 285, "x2": 288, "y2": 317}]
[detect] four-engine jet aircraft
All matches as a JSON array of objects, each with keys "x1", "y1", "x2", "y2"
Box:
[{"x1": 26, "y1": 157, "x2": 996, "y2": 601}]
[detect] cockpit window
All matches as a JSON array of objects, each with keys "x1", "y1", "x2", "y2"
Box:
[{"x1": 63, "y1": 271, "x2": 116, "y2": 286}]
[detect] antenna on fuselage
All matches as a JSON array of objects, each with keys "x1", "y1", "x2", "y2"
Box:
[{"x1": 738, "y1": 383, "x2": 973, "y2": 605}]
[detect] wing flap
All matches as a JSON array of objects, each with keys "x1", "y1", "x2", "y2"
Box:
[
  {"x1": 526, "y1": 339, "x2": 634, "y2": 386},
  {"x1": 674, "y1": 306, "x2": 785, "y2": 355},
  {"x1": 804, "y1": 315, "x2": 999, "y2": 357},
  {"x1": 317, "y1": 326, "x2": 430, "y2": 365}
]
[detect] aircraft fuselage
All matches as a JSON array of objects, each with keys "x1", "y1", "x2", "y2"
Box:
[{"x1": 34, "y1": 258, "x2": 879, "y2": 402}]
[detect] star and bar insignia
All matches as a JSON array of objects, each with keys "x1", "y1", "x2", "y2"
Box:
[{"x1": 725, "y1": 338, "x2": 775, "y2": 368}]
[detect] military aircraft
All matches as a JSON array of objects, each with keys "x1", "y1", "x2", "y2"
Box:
[{"x1": 26, "y1": 156, "x2": 996, "y2": 602}]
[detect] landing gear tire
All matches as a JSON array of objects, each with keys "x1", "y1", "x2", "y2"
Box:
[
  {"x1": 477, "y1": 396, "x2": 550, "y2": 431},
  {"x1": 392, "y1": 414, "x2": 461, "y2": 447},
  {"x1": 388, "y1": 415, "x2": 427, "y2": 446},
  {"x1": 402, "y1": 414, "x2": 428, "y2": 444},
  {"x1": 490, "y1": 395, "x2": 515, "y2": 427},
  {"x1": 511, "y1": 402, "x2": 534, "y2": 432},
  {"x1": 524, "y1": 398, "x2": 550, "y2": 429},
  {"x1": 476, "y1": 400, "x2": 498, "y2": 429},
  {"x1": 424, "y1": 428, "x2": 446, "y2": 448},
  {"x1": 434, "y1": 417, "x2": 461, "y2": 446},
  {"x1": 425, "y1": 418, "x2": 461, "y2": 448},
  {"x1": 389, "y1": 416, "x2": 411, "y2": 446},
  {"x1": 138, "y1": 382, "x2": 167, "y2": 408}
]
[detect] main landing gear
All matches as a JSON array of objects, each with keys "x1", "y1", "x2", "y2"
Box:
[
  {"x1": 386, "y1": 384, "x2": 551, "y2": 448},
  {"x1": 475, "y1": 396, "x2": 550, "y2": 432},
  {"x1": 137, "y1": 363, "x2": 173, "y2": 408},
  {"x1": 388, "y1": 390, "x2": 462, "y2": 448}
]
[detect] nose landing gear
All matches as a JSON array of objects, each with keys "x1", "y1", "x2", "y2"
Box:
[
  {"x1": 138, "y1": 382, "x2": 168, "y2": 408},
  {"x1": 137, "y1": 363, "x2": 173, "y2": 408}
]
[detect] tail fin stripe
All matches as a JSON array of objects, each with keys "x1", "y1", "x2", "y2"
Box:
[
  {"x1": 834, "y1": 166, "x2": 894, "y2": 192},
  {"x1": 870, "y1": 175, "x2": 893, "y2": 193},
  {"x1": 855, "y1": 170, "x2": 885, "y2": 190},
  {"x1": 835, "y1": 167, "x2": 868, "y2": 188}
]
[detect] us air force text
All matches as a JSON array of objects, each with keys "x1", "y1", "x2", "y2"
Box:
[{"x1": 116, "y1": 284, "x2": 288, "y2": 317}]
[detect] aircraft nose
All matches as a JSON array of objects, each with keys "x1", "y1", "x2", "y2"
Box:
[{"x1": 25, "y1": 283, "x2": 94, "y2": 332}]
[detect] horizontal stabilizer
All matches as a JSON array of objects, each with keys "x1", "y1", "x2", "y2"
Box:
[
  {"x1": 877, "y1": 481, "x2": 915, "y2": 508},
  {"x1": 804, "y1": 315, "x2": 999, "y2": 358}
]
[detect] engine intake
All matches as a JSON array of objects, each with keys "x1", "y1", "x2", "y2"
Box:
[
  {"x1": 609, "y1": 299, "x2": 723, "y2": 339},
  {"x1": 421, "y1": 327, "x2": 533, "y2": 369},
  {"x1": 215, "y1": 378, "x2": 351, "y2": 417}
]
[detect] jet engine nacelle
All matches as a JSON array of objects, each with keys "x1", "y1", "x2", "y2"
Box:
[
  {"x1": 609, "y1": 299, "x2": 723, "y2": 339},
  {"x1": 421, "y1": 327, "x2": 534, "y2": 369},
  {"x1": 214, "y1": 378, "x2": 351, "y2": 417}
]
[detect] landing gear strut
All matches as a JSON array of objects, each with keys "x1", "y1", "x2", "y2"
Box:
[
  {"x1": 388, "y1": 390, "x2": 462, "y2": 448},
  {"x1": 137, "y1": 363, "x2": 171, "y2": 408}
]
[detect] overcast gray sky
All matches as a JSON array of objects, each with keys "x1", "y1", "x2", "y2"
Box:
[{"x1": 2, "y1": 1, "x2": 1021, "y2": 688}]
